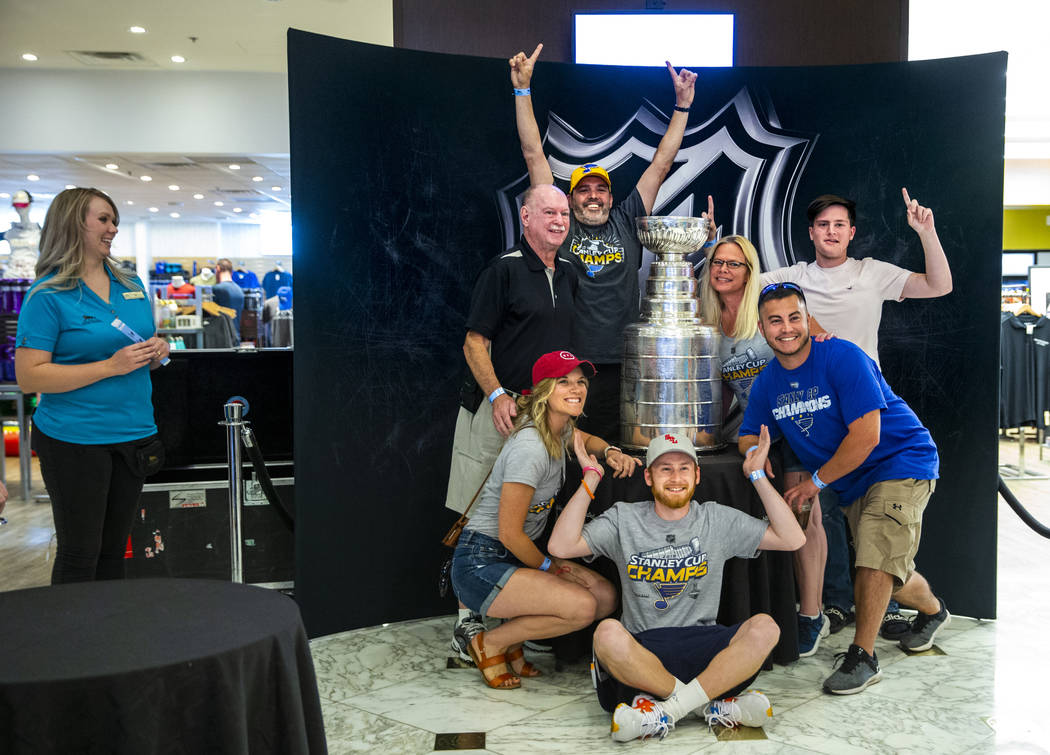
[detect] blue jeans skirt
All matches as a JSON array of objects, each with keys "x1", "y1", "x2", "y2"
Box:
[{"x1": 451, "y1": 529, "x2": 527, "y2": 616}]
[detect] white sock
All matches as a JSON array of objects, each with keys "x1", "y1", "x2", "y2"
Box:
[
  {"x1": 458, "y1": 607, "x2": 473, "y2": 621},
  {"x1": 799, "y1": 612, "x2": 820, "y2": 620},
  {"x1": 661, "y1": 678, "x2": 709, "y2": 721}
]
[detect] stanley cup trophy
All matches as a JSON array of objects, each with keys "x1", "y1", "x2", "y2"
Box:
[{"x1": 621, "y1": 216, "x2": 724, "y2": 452}]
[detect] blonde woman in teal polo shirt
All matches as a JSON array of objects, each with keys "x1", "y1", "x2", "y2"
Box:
[{"x1": 15, "y1": 187, "x2": 170, "y2": 583}]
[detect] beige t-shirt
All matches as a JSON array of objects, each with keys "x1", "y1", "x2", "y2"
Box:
[{"x1": 761, "y1": 257, "x2": 911, "y2": 366}]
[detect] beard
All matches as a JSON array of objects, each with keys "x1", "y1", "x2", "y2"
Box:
[
  {"x1": 770, "y1": 331, "x2": 810, "y2": 358},
  {"x1": 572, "y1": 202, "x2": 610, "y2": 226},
  {"x1": 652, "y1": 482, "x2": 696, "y2": 510}
]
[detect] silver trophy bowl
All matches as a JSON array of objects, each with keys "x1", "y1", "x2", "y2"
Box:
[
  {"x1": 635, "y1": 215, "x2": 709, "y2": 255},
  {"x1": 621, "y1": 216, "x2": 724, "y2": 452}
]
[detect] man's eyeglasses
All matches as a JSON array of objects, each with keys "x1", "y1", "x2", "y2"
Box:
[
  {"x1": 759, "y1": 281, "x2": 805, "y2": 297},
  {"x1": 710, "y1": 259, "x2": 748, "y2": 270}
]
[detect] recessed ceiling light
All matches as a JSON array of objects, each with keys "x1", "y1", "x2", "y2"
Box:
[
  {"x1": 140, "y1": 175, "x2": 152, "y2": 182},
  {"x1": 228, "y1": 164, "x2": 240, "y2": 170},
  {"x1": 128, "y1": 26, "x2": 146, "y2": 34},
  {"x1": 168, "y1": 184, "x2": 180, "y2": 191},
  {"x1": 249, "y1": 212, "x2": 260, "y2": 219},
  {"x1": 0, "y1": 193, "x2": 10, "y2": 199},
  {"x1": 65, "y1": 184, "x2": 76, "y2": 190},
  {"x1": 21, "y1": 53, "x2": 38, "y2": 62},
  {"x1": 271, "y1": 186, "x2": 282, "y2": 191},
  {"x1": 214, "y1": 200, "x2": 224, "y2": 207},
  {"x1": 170, "y1": 55, "x2": 186, "y2": 64},
  {"x1": 193, "y1": 193, "x2": 204, "y2": 200},
  {"x1": 233, "y1": 207, "x2": 243, "y2": 213},
  {"x1": 251, "y1": 176, "x2": 263, "y2": 182},
  {"x1": 149, "y1": 207, "x2": 159, "y2": 213},
  {"x1": 105, "y1": 163, "x2": 119, "y2": 170},
  {"x1": 26, "y1": 174, "x2": 39, "y2": 181},
  {"x1": 169, "y1": 212, "x2": 181, "y2": 218},
  {"x1": 126, "y1": 200, "x2": 135, "y2": 205}
]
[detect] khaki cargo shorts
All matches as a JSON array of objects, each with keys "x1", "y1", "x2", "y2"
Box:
[{"x1": 844, "y1": 478, "x2": 936, "y2": 588}]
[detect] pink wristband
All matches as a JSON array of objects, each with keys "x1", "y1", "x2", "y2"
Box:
[{"x1": 582, "y1": 465, "x2": 604, "y2": 478}]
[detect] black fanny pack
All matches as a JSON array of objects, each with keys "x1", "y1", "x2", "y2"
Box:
[
  {"x1": 458, "y1": 373, "x2": 484, "y2": 413},
  {"x1": 129, "y1": 436, "x2": 166, "y2": 478}
]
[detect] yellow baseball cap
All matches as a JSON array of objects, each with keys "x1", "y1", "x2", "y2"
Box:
[{"x1": 569, "y1": 163, "x2": 611, "y2": 193}]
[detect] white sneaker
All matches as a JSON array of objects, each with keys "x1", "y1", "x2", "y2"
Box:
[
  {"x1": 702, "y1": 690, "x2": 772, "y2": 728},
  {"x1": 611, "y1": 695, "x2": 674, "y2": 741},
  {"x1": 450, "y1": 613, "x2": 485, "y2": 662}
]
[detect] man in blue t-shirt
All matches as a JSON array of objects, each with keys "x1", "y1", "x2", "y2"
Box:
[{"x1": 739, "y1": 282, "x2": 951, "y2": 695}]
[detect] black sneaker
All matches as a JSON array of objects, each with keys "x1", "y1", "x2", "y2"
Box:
[
  {"x1": 880, "y1": 610, "x2": 912, "y2": 640},
  {"x1": 823, "y1": 605, "x2": 854, "y2": 635},
  {"x1": 823, "y1": 644, "x2": 881, "y2": 695},
  {"x1": 899, "y1": 598, "x2": 950, "y2": 652},
  {"x1": 451, "y1": 613, "x2": 485, "y2": 662}
]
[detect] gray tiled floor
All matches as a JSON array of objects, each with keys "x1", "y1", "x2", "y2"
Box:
[{"x1": 3, "y1": 441, "x2": 1049, "y2": 753}]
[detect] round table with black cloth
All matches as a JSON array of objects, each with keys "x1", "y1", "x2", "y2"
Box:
[
  {"x1": 0, "y1": 578, "x2": 327, "y2": 754},
  {"x1": 542, "y1": 446, "x2": 799, "y2": 668}
]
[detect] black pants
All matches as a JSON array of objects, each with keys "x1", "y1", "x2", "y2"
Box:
[
  {"x1": 576, "y1": 362, "x2": 622, "y2": 444},
  {"x1": 32, "y1": 428, "x2": 159, "y2": 584}
]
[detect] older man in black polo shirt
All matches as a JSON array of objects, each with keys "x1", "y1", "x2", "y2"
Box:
[
  {"x1": 446, "y1": 184, "x2": 575, "y2": 511},
  {"x1": 445, "y1": 184, "x2": 576, "y2": 657}
]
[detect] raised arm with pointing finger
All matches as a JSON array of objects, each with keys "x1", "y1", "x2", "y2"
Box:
[
  {"x1": 510, "y1": 44, "x2": 698, "y2": 214},
  {"x1": 506, "y1": 44, "x2": 709, "y2": 442},
  {"x1": 899, "y1": 187, "x2": 953, "y2": 299}
]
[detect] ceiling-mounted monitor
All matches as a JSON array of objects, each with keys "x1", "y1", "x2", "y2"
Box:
[{"x1": 573, "y1": 12, "x2": 734, "y2": 68}]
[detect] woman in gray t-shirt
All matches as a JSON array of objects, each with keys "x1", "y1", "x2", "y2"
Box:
[
  {"x1": 451, "y1": 350, "x2": 638, "y2": 690},
  {"x1": 698, "y1": 235, "x2": 774, "y2": 440}
]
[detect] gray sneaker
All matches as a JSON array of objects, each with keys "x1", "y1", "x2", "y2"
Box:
[
  {"x1": 451, "y1": 613, "x2": 485, "y2": 662},
  {"x1": 899, "y1": 598, "x2": 950, "y2": 652},
  {"x1": 823, "y1": 644, "x2": 882, "y2": 695}
]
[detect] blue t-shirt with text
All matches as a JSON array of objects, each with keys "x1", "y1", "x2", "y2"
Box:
[{"x1": 740, "y1": 338, "x2": 938, "y2": 504}]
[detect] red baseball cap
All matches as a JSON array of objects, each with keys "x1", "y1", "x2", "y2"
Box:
[{"x1": 525, "y1": 350, "x2": 596, "y2": 394}]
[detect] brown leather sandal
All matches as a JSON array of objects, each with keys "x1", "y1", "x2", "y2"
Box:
[
  {"x1": 506, "y1": 644, "x2": 542, "y2": 677},
  {"x1": 466, "y1": 631, "x2": 520, "y2": 689}
]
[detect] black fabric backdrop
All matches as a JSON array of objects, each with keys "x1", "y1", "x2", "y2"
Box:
[{"x1": 288, "y1": 29, "x2": 1005, "y2": 638}]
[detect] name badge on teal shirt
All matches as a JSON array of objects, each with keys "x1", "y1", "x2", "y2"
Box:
[{"x1": 123, "y1": 291, "x2": 146, "y2": 300}]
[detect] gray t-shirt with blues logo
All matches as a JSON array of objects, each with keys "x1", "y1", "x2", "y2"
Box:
[
  {"x1": 582, "y1": 500, "x2": 766, "y2": 633},
  {"x1": 465, "y1": 425, "x2": 567, "y2": 541}
]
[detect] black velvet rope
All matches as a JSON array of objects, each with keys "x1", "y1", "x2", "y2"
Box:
[
  {"x1": 240, "y1": 425, "x2": 295, "y2": 530},
  {"x1": 998, "y1": 475, "x2": 1050, "y2": 539}
]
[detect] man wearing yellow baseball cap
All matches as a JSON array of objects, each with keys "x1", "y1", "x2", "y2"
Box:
[{"x1": 508, "y1": 44, "x2": 715, "y2": 443}]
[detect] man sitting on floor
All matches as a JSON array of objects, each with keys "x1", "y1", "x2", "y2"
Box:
[{"x1": 548, "y1": 428, "x2": 805, "y2": 741}]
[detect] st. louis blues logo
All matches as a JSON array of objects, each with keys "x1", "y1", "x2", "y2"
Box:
[
  {"x1": 571, "y1": 236, "x2": 622, "y2": 277},
  {"x1": 497, "y1": 88, "x2": 817, "y2": 278},
  {"x1": 625, "y1": 536, "x2": 708, "y2": 610}
]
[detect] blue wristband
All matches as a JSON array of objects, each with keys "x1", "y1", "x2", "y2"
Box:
[
  {"x1": 539, "y1": 557, "x2": 552, "y2": 572},
  {"x1": 746, "y1": 445, "x2": 758, "y2": 456},
  {"x1": 488, "y1": 387, "x2": 506, "y2": 403},
  {"x1": 812, "y1": 471, "x2": 828, "y2": 490},
  {"x1": 749, "y1": 469, "x2": 766, "y2": 482},
  {"x1": 513, "y1": 87, "x2": 531, "y2": 96}
]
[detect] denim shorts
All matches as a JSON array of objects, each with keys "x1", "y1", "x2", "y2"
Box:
[{"x1": 451, "y1": 529, "x2": 526, "y2": 616}]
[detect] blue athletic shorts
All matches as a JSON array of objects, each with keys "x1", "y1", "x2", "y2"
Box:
[
  {"x1": 450, "y1": 529, "x2": 526, "y2": 616},
  {"x1": 592, "y1": 623, "x2": 760, "y2": 711}
]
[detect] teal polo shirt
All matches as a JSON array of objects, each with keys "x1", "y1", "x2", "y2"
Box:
[{"x1": 16, "y1": 268, "x2": 158, "y2": 444}]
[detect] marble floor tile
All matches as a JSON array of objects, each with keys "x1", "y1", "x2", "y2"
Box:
[
  {"x1": 348, "y1": 668, "x2": 589, "y2": 734},
  {"x1": 486, "y1": 697, "x2": 718, "y2": 755},
  {"x1": 320, "y1": 697, "x2": 435, "y2": 754}
]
